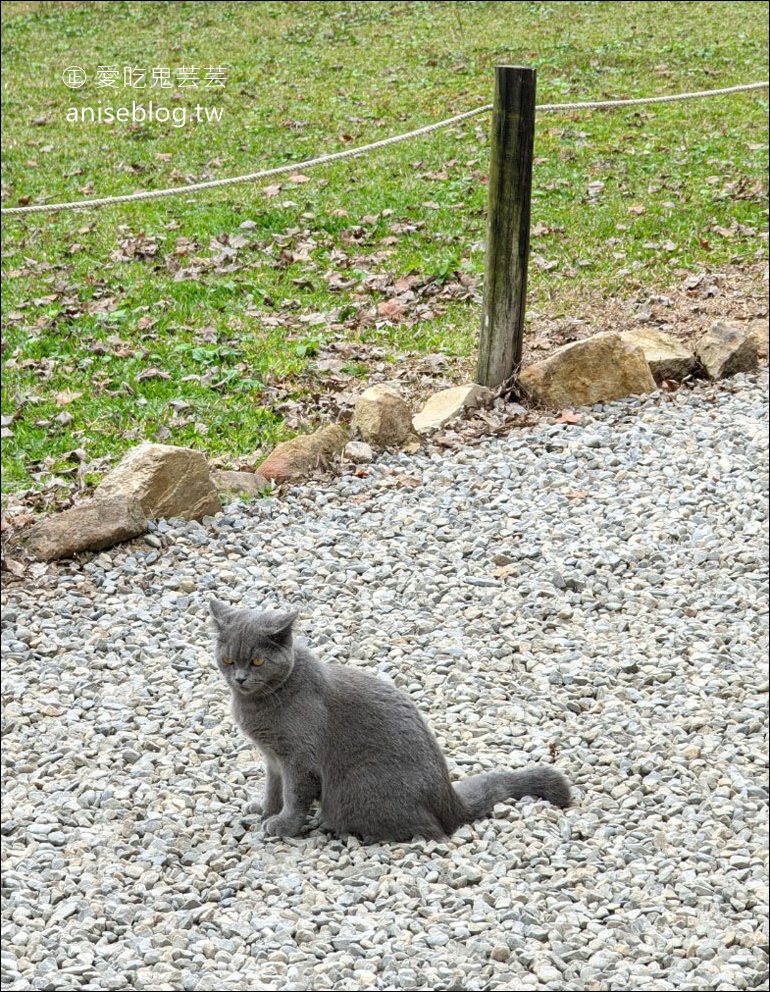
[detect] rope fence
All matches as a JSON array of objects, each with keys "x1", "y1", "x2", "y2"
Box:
[{"x1": 1, "y1": 80, "x2": 767, "y2": 217}]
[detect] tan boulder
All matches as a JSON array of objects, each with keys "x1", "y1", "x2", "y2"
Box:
[
  {"x1": 351, "y1": 385, "x2": 414, "y2": 447},
  {"x1": 96, "y1": 442, "x2": 221, "y2": 520},
  {"x1": 747, "y1": 318, "x2": 769, "y2": 359},
  {"x1": 412, "y1": 384, "x2": 494, "y2": 433},
  {"x1": 695, "y1": 322, "x2": 758, "y2": 380},
  {"x1": 25, "y1": 495, "x2": 148, "y2": 561},
  {"x1": 621, "y1": 328, "x2": 698, "y2": 383},
  {"x1": 258, "y1": 425, "x2": 346, "y2": 484},
  {"x1": 519, "y1": 332, "x2": 656, "y2": 409}
]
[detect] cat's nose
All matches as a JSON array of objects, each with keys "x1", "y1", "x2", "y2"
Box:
[{"x1": 234, "y1": 672, "x2": 248, "y2": 684}]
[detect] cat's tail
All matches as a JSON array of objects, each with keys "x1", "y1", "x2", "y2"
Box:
[{"x1": 453, "y1": 767, "x2": 571, "y2": 822}]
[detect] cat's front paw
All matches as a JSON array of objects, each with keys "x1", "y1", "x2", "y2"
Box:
[
  {"x1": 263, "y1": 813, "x2": 304, "y2": 838},
  {"x1": 244, "y1": 799, "x2": 282, "y2": 818}
]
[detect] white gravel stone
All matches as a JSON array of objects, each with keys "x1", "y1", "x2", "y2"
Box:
[{"x1": 1, "y1": 370, "x2": 768, "y2": 991}]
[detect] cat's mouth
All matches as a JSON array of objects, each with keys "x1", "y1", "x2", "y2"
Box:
[
  {"x1": 233, "y1": 680, "x2": 282, "y2": 699},
  {"x1": 233, "y1": 681, "x2": 274, "y2": 698}
]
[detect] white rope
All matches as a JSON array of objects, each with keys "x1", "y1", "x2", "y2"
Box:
[
  {"x1": 0, "y1": 104, "x2": 493, "y2": 216},
  {"x1": 537, "y1": 80, "x2": 769, "y2": 111},
  {"x1": 2, "y1": 80, "x2": 766, "y2": 217}
]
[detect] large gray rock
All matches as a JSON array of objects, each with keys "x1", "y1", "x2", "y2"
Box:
[
  {"x1": 412, "y1": 384, "x2": 493, "y2": 433},
  {"x1": 519, "y1": 332, "x2": 656, "y2": 409},
  {"x1": 695, "y1": 322, "x2": 758, "y2": 380},
  {"x1": 258, "y1": 426, "x2": 347, "y2": 484},
  {"x1": 351, "y1": 385, "x2": 414, "y2": 448},
  {"x1": 621, "y1": 328, "x2": 698, "y2": 383},
  {"x1": 96, "y1": 442, "x2": 221, "y2": 521},
  {"x1": 25, "y1": 495, "x2": 148, "y2": 561}
]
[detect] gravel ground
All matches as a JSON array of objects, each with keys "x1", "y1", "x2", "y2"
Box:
[{"x1": 2, "y1": 370, "x2": 768, "y2": 992}]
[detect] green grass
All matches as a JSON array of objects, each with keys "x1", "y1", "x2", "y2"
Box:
[{"x1": 1, "y1": 0, "x2": 768, "y2": 498}]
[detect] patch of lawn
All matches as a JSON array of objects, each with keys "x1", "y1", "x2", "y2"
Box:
[{"x1": 1, "y1": 1, "x2": 767, "y2": 499}]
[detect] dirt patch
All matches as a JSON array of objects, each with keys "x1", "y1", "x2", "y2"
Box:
[
  {"x1": 278, "y1": 260, "x2": 769, "y2": 430},
  {"x1": 525, "y1": 260, "x2": 768, "y2": 358}
]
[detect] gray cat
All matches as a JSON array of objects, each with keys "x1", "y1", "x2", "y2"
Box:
[{"x1": 210, "y1": 599, "x2": 571, "y2": 842}]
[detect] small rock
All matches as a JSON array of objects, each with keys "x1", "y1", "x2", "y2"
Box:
[
  {"x1": 25, "y1": 495, "x2": 148, "y2": 562},
  {"x1": 695, "y1": 322, "x2": 759, "y2": 380},
  {"x1": 533, "y1": 962, "x2": 562, "y2": 983},
  {"x1": 351, "y1": 385, "x2": 415, "y2": 448},
  {"x1": 258, "y1": 426, "x2": 347, "y2": 484},
  {"x1": 621, "y1": 328, "x2": 699, "y2": 383},
  {"x1": 211, "y1": 470, "x2": 270, "y2": 498},
  {"x1": 746, "y1": 318, "x2": 769, "y2": 359},
  {"x1": 412, "y1": 384, "x2": 493, "y2": 433},
  {"x1": 344, "y1": 441, "x2": 374, "y2": 464}
]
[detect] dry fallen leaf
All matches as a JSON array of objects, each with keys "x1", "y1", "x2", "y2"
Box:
[
  {"x1": 377, "y1": 300, "x2": 408, "y2": 321},
  {"x1": 54, "y1": 389, "x2": 83, "y2": 406},
  {"x1": 556, "y1": 409, "x2": 582, "y2": 424},
  {"x1": 533, "y1": 255, "x2": 559, "y2": 272},
  {"x1": 136, "y1": 367, "x2": 172, "y2": 382}
]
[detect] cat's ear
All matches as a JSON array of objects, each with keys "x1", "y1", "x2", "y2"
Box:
[
  {"x1": 268, "y1": 609, "x2": 300, "y2": 646},
  {"x1": 209, "y1": 598, "x2": 234, "y2": 631}
]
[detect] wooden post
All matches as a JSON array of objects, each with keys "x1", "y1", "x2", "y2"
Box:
[{"x1": 477, "y1": 66, "x2": 536, "y2": 387}]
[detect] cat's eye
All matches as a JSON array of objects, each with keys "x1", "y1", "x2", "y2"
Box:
[
  {"x1": 222, "y1": 657, "x2": 233, "y2": 666},
  {"x1": 251, "y1": 657, "x2": 265, "y2": 667}
]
